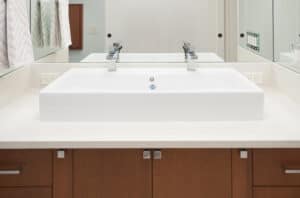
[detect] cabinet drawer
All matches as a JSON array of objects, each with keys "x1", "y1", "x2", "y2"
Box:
[
  {"x1": 0, "y1": 150, "x2": 52, "y2": 187},
  {"x1": 0, "y1": 188, "x2": 52, "y2": 198},
  {"x1": 254, "y1": 187, "x2": 300, "y2": 198},
  {"x1": 253, "y1": 149, "x2": 300, "y2": 186}
]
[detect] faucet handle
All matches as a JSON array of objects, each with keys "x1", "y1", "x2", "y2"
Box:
[
  {"x1": 113, "y1": 42, "x2": 123, "y2": 51},
  {"x1": 107, "y1": 42, "x2": 123, "y2": 60},
  {"x1": 183, "y1": 41, "x2": 191, "y2": 46},
  {"x1": 182, "y1": 41, "x2": 192, "y2": 58},
  {"x1": 183, "y1": 42, "x2": 191, "y2": 51}
]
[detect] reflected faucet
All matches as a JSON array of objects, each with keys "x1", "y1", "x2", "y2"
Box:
[
  {"x1": 183, "y1": 42, "x2": 198, "y2": 71},
  {"x1": 106, "y1": 42, "x2": 123, "y2": 72}
]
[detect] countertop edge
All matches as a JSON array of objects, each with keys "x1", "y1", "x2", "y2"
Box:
[{"x1": 1, "y1": 141, "x2": 300, "y2": 149}]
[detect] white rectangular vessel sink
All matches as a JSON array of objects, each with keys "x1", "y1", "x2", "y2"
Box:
[{"x1": 40, "y1": 68, "x2": 264, "y2": 122}]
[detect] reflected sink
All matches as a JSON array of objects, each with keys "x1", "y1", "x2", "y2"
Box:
[
  {"x1": 40, "y1": 68, "x2": 264, "y2": 122},
  {"x1": 81, "y1": 53, "x2": 224, "y2": 63}
]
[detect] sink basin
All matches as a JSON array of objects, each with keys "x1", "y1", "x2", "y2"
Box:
[{"x1": 40, "y1": 68, "x2": 264, "y2": 122}]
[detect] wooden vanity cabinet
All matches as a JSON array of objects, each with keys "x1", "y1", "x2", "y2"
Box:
[{"x1": 2, "y1": 149, "x2": 300, "y2": 198}]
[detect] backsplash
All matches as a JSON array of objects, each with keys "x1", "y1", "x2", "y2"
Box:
[
  {"x1": 273, "y1": 63, "x2": 300, "y2": 103},
  {"x1": 0, "y1": 66, "x2": 31, "y2": 108}
]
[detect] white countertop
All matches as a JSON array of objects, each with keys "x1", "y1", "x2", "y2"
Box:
[{"x1": 0, "y1": 86, "x2": 300, "y2": 149}]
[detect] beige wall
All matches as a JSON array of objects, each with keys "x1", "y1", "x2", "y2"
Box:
[{"x1": 225, "y1": 0, "x2": 238, "y2": 62}]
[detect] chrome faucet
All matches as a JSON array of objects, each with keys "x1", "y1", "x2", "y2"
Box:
[
  {"x1": 183, "y1": 42, "x2": 198, "y2": 71},
  {"x1": 106, "y1": 42, "x2": 123, "y2": 72}
]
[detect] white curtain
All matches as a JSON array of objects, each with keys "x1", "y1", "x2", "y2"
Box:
[
  {"x1": 57, "y1": 0, "x2": 72, "y2": 48},
  {"x1": 0, "y1": 0, "x2": 8, "y2": 69},
  {"x1": 0, "y1": 0, "x2": 34, "y2": 68}
]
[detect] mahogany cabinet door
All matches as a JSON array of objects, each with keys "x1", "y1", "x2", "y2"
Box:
[
  {"x1": 73, "y1": 149, "x2": 152, "y2": 198},
  {"x1": 253, "y1": 149, "x2": 300, "y2": 186},
  {"x1": 0, "y1": 188, "x2": 52, "y2": 198},
  {"x1": 153, "y1": 149, "x2": 231, "y2": 198},
  {"x1": 254, "y1": 187, "x2": 300, "y2": 198},
  {"x1": 69, "y1": 4, "x2": 83, "y2": 49},
  {"x1": 0, "y1": 150, "x2": 52, "y2": 187}
]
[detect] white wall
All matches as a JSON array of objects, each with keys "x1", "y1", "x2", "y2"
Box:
[{"x1": 69, "y1": 0, "x2": 106, "y2": 62}]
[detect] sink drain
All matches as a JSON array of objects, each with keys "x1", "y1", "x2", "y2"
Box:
[{"x1": 150, "y1": 84, "x2": 156, "y2": 90}]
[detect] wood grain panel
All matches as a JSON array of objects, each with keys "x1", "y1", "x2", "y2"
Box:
[
  {"x1": 232, "y1": 149, "x2": 253, "y2": 198},
  {"x1": 253, "y1": 149, "x2": 300, "y2": 186},
  {"x1": 69, "y1": 4, "x2": 83, "y2": 49},
  {"x1": 53, "y1": 150, "x2": 73, "y2": 198},
  {"x1": 153, "y1": 149, "x2": 231, "y2": 198},
  {"x1": 73, "y1": 149, "x2": 152, "y2": 198},
  {"x1": 0, "y1": 150, "x2": 52, "y2": 187},
  {"x1": 254, "y1": 187, "x2": 300, "y2": 198},
  {"x1": 0, "y1": 188, "x2": 52, "y2": 198}
]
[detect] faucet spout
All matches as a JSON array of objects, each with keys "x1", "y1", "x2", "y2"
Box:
[
  {"x1": 107, "y1": 42, "x2": 123, "y2": 72},
  {"x1": 183, "y1": 42, "x2": 198, "y2": 71}
]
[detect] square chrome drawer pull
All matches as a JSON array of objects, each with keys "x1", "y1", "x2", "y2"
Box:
[
  {"x1": 240, "y1": 150, "x2": 248, "y2": 159},
  {"x1": 0, "y1": 170, "x2": 21, "y2": 175},
  {"x1": 57, "y1": 150, "x2": 65, "y2": 159},
  {"x1": 143, "y1": 150, "x2": 151, "y2": 160},
  {"x1": 153, "y1": 150, "x2": 162, "y2": 160},
  {"x1": 284, "y1": 169, "x2": 300, "y2": 174}
]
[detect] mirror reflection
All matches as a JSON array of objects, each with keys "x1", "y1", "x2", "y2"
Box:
[
  {"x1": 1, "y1": 0, "x2": 299, "y2": 76},
  {"x1": 238, "y1": 0, "x2": 273, "y2": 62},
  {"x1": 4, "y1": 0, "x2": 300, "y2": 77},
  {"x1": 30, "y1": 0, "x2": 277, "y2": 64},
  {"x1": 274, "y1": 0, "x2": 300, "y2": 72},
  {"x1": 31, "y1": 0, "x2": 228, "y2": 63}
]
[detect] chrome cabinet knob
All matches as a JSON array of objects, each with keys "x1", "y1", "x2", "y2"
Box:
[
  {"x1": 240, "y1": 150, "x2": 248, "y2": 159},
  {"x1": 143, "y1": 150, "x2": 151, "y2": 160},
  {"x1": 153, "y1": 150, "x2": 162, "y2": 160},
  {"x1": 57, "y1": 150, "x2": 65, "y2": 159}
]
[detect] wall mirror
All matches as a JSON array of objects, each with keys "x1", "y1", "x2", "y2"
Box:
[
  {"x1": 29, "y1": 0, "x2": 276, "y2": 64},
  {"x1": 30, "y1": 0, "x2": 227, "y2": 63},
  {"x1": 2, "y1": 0, "x2": 291, "y2": 78},
  {"x1": 238, "y1": 0, "x2": 273, "y2": 62},
  {"x1": 274, "y1": 0, "x2": 300, "y2": 72}
]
